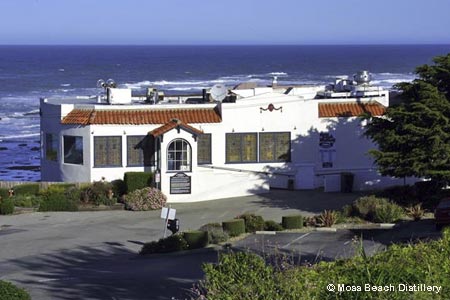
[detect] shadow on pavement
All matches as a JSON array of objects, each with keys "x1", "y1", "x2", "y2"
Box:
[{"x1": 10, "y1": 244, "x2": 218, "y2": 300}]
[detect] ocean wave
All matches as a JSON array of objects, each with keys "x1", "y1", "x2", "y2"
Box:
[
  {"x1": 1, "y1": 133, "x2": 40, "y2": 140},
  {"x1": 61, "y1": 83, "x2": 71, "y2": 87}
]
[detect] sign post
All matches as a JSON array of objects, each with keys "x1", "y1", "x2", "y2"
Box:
[{"x1": 160, "y1": 206, "x2": 176, "y2": 238}]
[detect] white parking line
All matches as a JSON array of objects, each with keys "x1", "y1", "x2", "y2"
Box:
[{"x1": 281, "y1": 232, "x2": 311, "y2": 249}]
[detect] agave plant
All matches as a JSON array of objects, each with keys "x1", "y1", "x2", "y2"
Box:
[
  {"x1": 318, "y1": 210, "x2": 338, "y2": 227},
  {"x1": 406, "y1": 203, "x2": 424, "y2": 221}
]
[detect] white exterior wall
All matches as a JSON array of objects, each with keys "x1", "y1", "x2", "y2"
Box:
[{"x1": 40, "y1": 90, "x2": 415, "y2": 202}]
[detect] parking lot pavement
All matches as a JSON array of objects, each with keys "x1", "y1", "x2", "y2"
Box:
[
  {"x1": 233, "y1": 230, "x2": 386, "y2": 263},
  {"x1": 233, "y1": 220, "x2": 443, "y2": 264}
]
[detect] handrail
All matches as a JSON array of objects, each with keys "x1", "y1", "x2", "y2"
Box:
[{"x1": 198, "y1": 165, "x2": 295, "y2": 178}]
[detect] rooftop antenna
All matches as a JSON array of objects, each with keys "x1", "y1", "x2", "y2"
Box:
[{"x1": 209, "y1": 84, "x2": 227, "y2": 102}]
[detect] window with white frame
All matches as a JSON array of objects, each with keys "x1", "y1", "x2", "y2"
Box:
[
  {"x1": 167, "y1": 139, "x2": 191, "y2": 171},
  {"x1": 63, "y1": 135, "x2": 83, "y2": 165}
]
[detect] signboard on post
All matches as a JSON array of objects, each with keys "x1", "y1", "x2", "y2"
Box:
[
  {"x1": 161, "y1": 206, "x2": 177, "y2": 238},
  {"x1": 170, "y1": 172, "x2": 191, "y2": 194}
]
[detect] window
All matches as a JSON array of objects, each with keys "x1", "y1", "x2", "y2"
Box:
[
  {"x1": 94, "y1": 136, "x2": 122, "y2": 167},
  {"x1": 226, "y1": 133, "x2": 257, "y2": 163},
  {"x1": 63, "y1": 136, "x2": 83, "y2": 165},
  {"x1": 167, "y1": 139, "x2": 191, "y2": 171},
  {"x1": 197, "y1": 134, "x2": 212, "y2": 164},
  {"x1": 127, "y1": 136, "x2": 145, "y2": 166},
  {"x1": 45, "y1": 133, "x2": 58, "y2": 161},
  {"x1": 259, "y1": 132, "x2": 291, "y2": 162}
]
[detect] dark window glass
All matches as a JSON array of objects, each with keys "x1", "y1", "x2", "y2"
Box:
[
  {"x1": 64, "y1": 136, "x2": 83, "y2": 165},
  {"x1": 45, "y1": 133, "x2": 58, "y2": 161},
  {"x1": 94, "y1": 136, "x2": 122, "y2": 167},
  {"x1": 127, "y1": 136, "x2": 145, "y2": 166},
  {"x1": 197, "y1": 134, "x2": 212, "y2": 164},
  {"x1": 259, "y1": 132, "x2": 290, "y2": 162},
  {"x1": 226, "y1": 133, "x2": 257, "y2": 163}
]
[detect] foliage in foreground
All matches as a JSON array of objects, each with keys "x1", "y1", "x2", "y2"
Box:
[
  {"x1": 0, "y1": 280, "x2": 31, "y2": 300},
  {"x1": 193, "y1": 228, "x2": 450, "y2": 300}
]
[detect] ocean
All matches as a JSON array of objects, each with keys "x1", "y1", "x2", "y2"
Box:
[{"x1": 0, "y1": 45, "x2": 449, "y2": 181}]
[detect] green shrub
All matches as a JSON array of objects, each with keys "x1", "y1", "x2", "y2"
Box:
[
  {"x1": 374, "y1": 201, "x2": 404, "y2": 223},
  {"x1": 235, "y1": 213, "x2": 265, "y2": 232},
  {"x1": 303, "y1": 215, "x2": 319, "y2": 227},
  {"x1": 406, "y1": 203, "x2": 425, "y2": 221},
  {"x1": 196, "y1": 229, "x2": 450, "y2": 299},
  {"x1": 341, "y1": 204, "x2": 355, "y2": 217},
  {"x1": 318, "y1": 210, "x2": 338, "y2": 227},
  {"x1": 0, "y1": 280, "x2": 31, "y2": 300},
  {"x1": 111, "y1": 179, "x2": 127, "y2": 197},
  {"x1": 124, "y1": 172, "x2": 153, "y2": 193},
  {"x1": 222, "y1": 219, "x2": 245, "y2": 237},
  {"x1": 353, "y1": 195, "x2": 390, "y2": 220},
  {"x1": 12, "y1": 183, "x2": 39, "y2": 196},
  {"x1": 80, "y1": 181, "x2": 115, "y2": 206},
  {"x1": 140, "y1": 234, "x2": 188, "y2": 255},
  {"x1": 264, "y1": 220, "x2": 284, "y2": 231},
  {"x1": 377, "y1": 185, "x2": 418, "y2": 206},
  {"x1": 12, "y1": 195, "x2": 41, "y2": 207},
  {"x1": 282, "y1": 215, "x2": 304, "y2": 229},
  {"x1": 123, "y1": 187, "x2": 166, "y2": 211},
  {"x1": 199, "y1": 223, "x2": 229, "y2": 244},
  {"x1": 38, "y1": 188, "x2": 78, "y2": 212},
  {"x1": 0, "y1": 198, "x2": 14, "y2": 215},
  {"x1": 183, "y1": 230, "x2": 209, "y2": 249},
  {"x1": 0, "y1": 188, "x2": 10, "y2": 199}
]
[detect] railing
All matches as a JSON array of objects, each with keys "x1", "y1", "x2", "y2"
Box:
[{"x1": 198, "y1": 165, "x2": 295, "y2": 178}]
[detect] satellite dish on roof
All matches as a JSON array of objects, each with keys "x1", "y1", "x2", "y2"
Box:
[{"x1": 209, "y1": 84, "x2": 227, "y2": 102}]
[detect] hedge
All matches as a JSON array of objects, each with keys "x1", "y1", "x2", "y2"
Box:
[
  {"x1": 282, "y1": 215, "x2": 304, "y2": 229},
  {"x1": 236, "y1": 213, "x2": 265, "y2": 232},
  {"x1": 222, "y1": 219, "x2": 245, "y2": 237},
  {"x1": 0, "y1": 198, "x2": 14, "y2": 215},
  {"x1": 12, "y1": 183, "x2": 40, "y2": 196},
  {"x1": 0, "y1": 188, "x2": 9, "y2": 199},
  {"x1": 38, "y1": 188, "x2": 78, "y2": 212},
  {"x1": 124, "y1": 172, "x2": 153, "y2": 193},
  {"x1": 140, "y1": 234, "x2": 188, "y2": 255},
  {"x1": 183, "y1": 230, "x2": 209, "y2": 249},
  {"x1": 0, "y1": 280, "x2": 31, "y2": 300}
]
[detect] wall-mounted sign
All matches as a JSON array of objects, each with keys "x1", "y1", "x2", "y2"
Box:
[
  {"x1": 319, "y1": 132, "x2": 336, "y2": 168},
  {"x1": 170, "y1": 172, "x2": 191, "y2": 194},
  {"x1": 319, "y1": 132, "x2": 336, "y2": 149}
]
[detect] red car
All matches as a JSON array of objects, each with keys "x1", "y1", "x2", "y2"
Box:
[{"x1": 435, "y1": 198, "x2": 450, "y2": 230}]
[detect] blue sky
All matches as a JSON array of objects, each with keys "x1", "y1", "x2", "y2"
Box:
[{"x1": 0, "y1": 0, "x2": 449, "y2": 45}]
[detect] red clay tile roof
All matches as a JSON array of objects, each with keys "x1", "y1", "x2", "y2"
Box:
[
  {"x1": 149, "y1": 119, "x2": 204, "y2": 137},
  {"x1": 319, "y1": 102, "x2": 386, "y2": 118},
  {"x1": 61, "y1": 107, "x2": 222, "y2": 125}
]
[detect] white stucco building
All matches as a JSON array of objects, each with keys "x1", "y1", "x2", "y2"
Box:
[{"x1": 40, "y1": 73, "x2": 414, "y2": 202}]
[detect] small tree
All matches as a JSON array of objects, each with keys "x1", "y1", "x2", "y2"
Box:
[{"x1": 365, "y1": 53, "x2": 450, "y2": 187}]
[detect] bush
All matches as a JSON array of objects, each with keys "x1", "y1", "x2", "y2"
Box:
[
  {"x1": 195, "y1": 229, "x2": 450, "y2": 300},
  {"x1": 111, "y1": 179, "x2": 127, "y2": 197},
  {"x1": 264, "y1": 220, "x2": 284, "y2": 231},
  {"x1": 406, "y1": 203, "x2": 425, "y2": 221},
  {"x1": 140, "y1": 234, "x2": 188, "y2": 255},
  {"x1": 38, "y1": 187, "x2": 78, "y2": 212},
  {"x1": 352, "y1": 195, "x2": 390, "y2": 220},
  {"x1": 235, "y1": 213, "x2": 265, "y2": 232},
  {"x1": 222, "y1": 219, "x2": 245, "y2": 237},
  {"x1": 318, "y1": 210, "x2": 338, "y2": 227},
  {"x1": 0, "y1": 198, "x2": 14, "y2": 215},
  {"x1": 124, "y1": 172, "x2": 153, "y2": 193},
  {"x1": 183, "y1": 230, "x2": 209, "y2": 249},
  {"x1": 377, "y1": 185, "x2": 418, "y2": 206},
  {"x1": 199, "y1": 223, "x2": 229, "y2": 244},
  {"x1": 12, "y1": 195, "x2": 41, "y2": 208},
  {"x1": 282, "y1": 215, "x2": 304, "y2": 229},
  {"x1": 80, "y1": 181, "x2": 115, "y2": 206},
  {"x1": 303, "y1": 215, "x2": 319, "y2": 227},
  {"x1": 0, "y1": 188, "x2": 9, "y2": 199},
  {"x1": 12, "y1": 183, "x2": 39, "y2": 196},
  {"x1": 123, "y1": 187, "x2": 166, "y2": 211},
  {"x1": 0, "y1": 280, "x2": 31, "y2": 300},
  {"x1": 373, "y1": 201, "x2": 404, "y2": 223}
]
